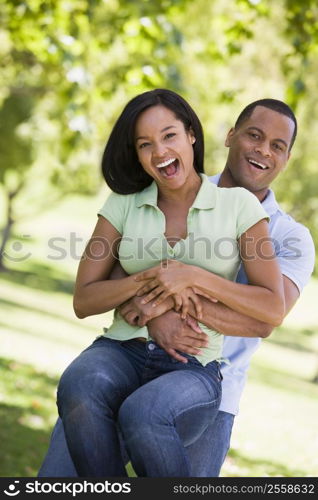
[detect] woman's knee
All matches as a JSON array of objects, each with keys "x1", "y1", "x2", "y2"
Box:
[
  {"x1": 57, "y1": 365, "x2": 118, "y2": 415},
  {"x1": 118, "y1": 389, "x2": 152, "y2": 435}
]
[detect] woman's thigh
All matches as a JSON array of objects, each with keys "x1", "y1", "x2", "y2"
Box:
[
  {"x1": 57, "y1": 337, "x2": 147, "y2": 415},
  {"x1": 119, "y1": 360, "x2": 222, "y2": 446}
]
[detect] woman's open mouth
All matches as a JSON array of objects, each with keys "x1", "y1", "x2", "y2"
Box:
[{"x1": 156, "y1": 158, "x2": 179, "y2": 178}]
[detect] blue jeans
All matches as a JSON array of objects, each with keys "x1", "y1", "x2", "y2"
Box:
[
  {"x1": 53, "y1": 336, "x2": 222, "y2": 477},
  {"x1": 38, "y1": 411, "x2": 234, "y2": 477}
]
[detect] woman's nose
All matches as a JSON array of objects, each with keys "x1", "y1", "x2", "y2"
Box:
[{"x1": 152, "y1": 141, "x2": 168, "y2": 157}]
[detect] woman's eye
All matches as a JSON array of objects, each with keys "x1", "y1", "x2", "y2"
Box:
[
  {"x1": 164, "y1": 133, "x2": 176, "y2": 140},
  {"x1": 139, "y1": 142, "x2": 150, "y2": 149}
]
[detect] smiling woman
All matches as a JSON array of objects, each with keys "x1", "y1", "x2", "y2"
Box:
[
  {"x1": 102, "y1": 88, "x2": 204, "y2": 195},
  {"x1": 134, "y1": 105, "x2": 197, "y2": 190},
  {"x1": 41, "y1": 89, "x2": 285, "y2": 478}
]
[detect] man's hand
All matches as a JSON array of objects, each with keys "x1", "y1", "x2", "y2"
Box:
[
  {"x1": 118, "y1": 295, "x2": 173, "y2": 327},
  {"x1": 148, "y1": 310, "x2": 210, "y2": 363}
]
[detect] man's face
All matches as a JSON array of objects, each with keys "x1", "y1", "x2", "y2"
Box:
[{"x1": 224, "y1": 106, "x2": 295, "y2": 198}]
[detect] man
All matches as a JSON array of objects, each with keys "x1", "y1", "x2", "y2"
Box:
[{"x1": 38, "y1": 99, "x2": 315, "y2": 477}]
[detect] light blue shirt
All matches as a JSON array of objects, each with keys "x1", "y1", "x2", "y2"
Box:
[{"x1": 210, "y1": 174, "x2": 315, "y2": 415}]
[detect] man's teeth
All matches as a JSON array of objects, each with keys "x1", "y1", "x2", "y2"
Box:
[
  {"x1": 157, "y1": 158, "x2": 176, "y2": 169},
  {"x1": 249, "y1": 159, "x2": 268, "y2": 170}
]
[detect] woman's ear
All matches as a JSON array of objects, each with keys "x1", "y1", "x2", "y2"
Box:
[{"x1": 188, "y1": 127, "x2": 196, "y2": 145}]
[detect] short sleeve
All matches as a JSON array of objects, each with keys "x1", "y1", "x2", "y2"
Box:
[
  {"x1": 275, "y1": 223, "x2": 315, "y2": 293},
  {"x1": 97, "y1": 192, "x2": 129, "y2": 234},
  {"x1": 235, "y1": 188, "x2": 269, "y2": 239}
]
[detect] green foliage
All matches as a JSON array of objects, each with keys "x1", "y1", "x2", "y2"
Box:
[
  {"x1": 0, "y1": 93, "x2": 34, "y2": 184},
  {"x1": 1, "y1": 0, "x2": 318, "y2": 269}
]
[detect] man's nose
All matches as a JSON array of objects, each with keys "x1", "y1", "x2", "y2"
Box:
[{"x1": 255, "y1": 141, "x2": 271, "y2": 157}]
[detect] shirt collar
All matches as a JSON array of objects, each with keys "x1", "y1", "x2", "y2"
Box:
[
  {"x1": 135, "y1": 181, "x2": 158, "y2": 208},
  {"x1": 192, "y1": 174, "x2": 217, "y2": 209},
  {"x1": 135, "y1": 173, "x2": 216, "y2": 209},
  {"x1": 209, "y1": 173, "x2": 280, "y2": 216},
  {"x1": 261, "y1": 188, "x2": 281, "y2": 216}
]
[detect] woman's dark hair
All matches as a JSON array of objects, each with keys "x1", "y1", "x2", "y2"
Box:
[
  {"x1": 234, "y1": 98, "x2": 297, "y2": 151},
  {"x1": 102, "y1": 89, "x2": 204, "y2": 194}
]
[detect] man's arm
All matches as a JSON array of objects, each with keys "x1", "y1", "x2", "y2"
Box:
[
  {"x1": 111, "y1": 263, "x2": 299, "y2": 358},
  {"x1": 192, "y1": 276, "x2": 299, "y2": 338},
  {"x1": 147, "y1": 276, "x2": 299, "y2": 362}
]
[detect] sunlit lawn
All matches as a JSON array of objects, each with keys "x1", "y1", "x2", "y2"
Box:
[
  {"x1": 0, "y1": 192, "x2": 318, "y2": 477},
  {"x1": 1, "y1": 269, "x2": 317, "y2": 477}
]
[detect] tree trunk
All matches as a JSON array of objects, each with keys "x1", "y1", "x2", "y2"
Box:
[
  {"x1": 0, "y1": 183, "x2": 24, "y2": 271},
  {"x1": 0, "y1": 218, "x2": 14, "y2": 271}
]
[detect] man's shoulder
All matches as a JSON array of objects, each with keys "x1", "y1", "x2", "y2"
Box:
[
  {"x1": 208, "y1": 174, "x2": 220, "y2": 186},
  {"x1": 268, "y1": 194, "x2": 313, "y2": 240},
  {"x1": 208, "y1": 174, "x2": 257, "y2": 204}
]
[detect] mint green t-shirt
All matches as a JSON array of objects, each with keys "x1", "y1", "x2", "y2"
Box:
[{"x1": 98, "y1": 174, "x2": 268, "y2": 366}]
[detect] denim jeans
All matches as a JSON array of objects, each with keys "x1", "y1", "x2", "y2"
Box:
[
  {"x1": 54, "y1": 336, "x2": 222, "y2": 477},
  {"x1": 38, "y1": 412, "x2": 234, "y2": 477}
]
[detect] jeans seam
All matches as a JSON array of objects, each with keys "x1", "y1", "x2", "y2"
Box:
[{"x1": 172, "y1": 392, "x2": 221, "y2": 423}]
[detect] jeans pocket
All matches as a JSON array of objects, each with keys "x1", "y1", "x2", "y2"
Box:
[{"x1": 205, "y1": 360, "x2": 223, "y2": 382}]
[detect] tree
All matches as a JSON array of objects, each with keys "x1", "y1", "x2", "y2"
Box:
[
  {"x1": 1, "y1": 0, "x2": 318, "y2": 271},
  {"x1": 0, "y1": 0, "x2": 188, "y2": 269}
]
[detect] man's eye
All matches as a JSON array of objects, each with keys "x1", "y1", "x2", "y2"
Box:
[
  {"x1": 249, "y1": 132, "x2": 260, "y2": 139},
  {"x1": 273, "y1": 143, "x2": 283, "y2": 151}
]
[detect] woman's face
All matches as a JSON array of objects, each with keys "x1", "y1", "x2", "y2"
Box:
[{"x1": 134, "y1": 105, "x2": 197, "y2": 190}]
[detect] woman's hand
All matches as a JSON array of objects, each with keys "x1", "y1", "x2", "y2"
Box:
[
  {"x1": 172, "y1": 287, "x2": 204, "y2": 320},
  {"x1": 134, "y1": 260, "x2": 194, "y2": 306}
]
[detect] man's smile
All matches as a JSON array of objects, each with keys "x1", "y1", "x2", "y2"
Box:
[{"x1": 247, "y1": 157, "x2": 270, "y2": 170}]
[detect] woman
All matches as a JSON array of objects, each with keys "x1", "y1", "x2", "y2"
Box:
[{"x1": 56, "y1": 89, "x2": 284, "y2": 477}]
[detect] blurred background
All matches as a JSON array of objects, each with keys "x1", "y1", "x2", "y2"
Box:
[{"x1": 0, "y1": 0, "x2": 317, "y2": 477}]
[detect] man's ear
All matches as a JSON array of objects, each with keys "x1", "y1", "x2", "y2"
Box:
[
  {"x1": 225, "y1": 127, "x2": 235, "y2": 147},
  {"x1": 281, "y1": 151, "x2": 291, "y2": 170}
]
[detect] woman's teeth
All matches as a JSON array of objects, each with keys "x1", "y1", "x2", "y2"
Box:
[
  {"x1": 157, "y1": 158, "x2": 176, "y2": 169},
  {"x1": 156, "y1": 158, "x2": 178, "y2": 177}
]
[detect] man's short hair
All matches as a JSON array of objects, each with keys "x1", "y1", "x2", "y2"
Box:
[{"x1": 234, "y1": 98, "x2": 297, "y2": 151}]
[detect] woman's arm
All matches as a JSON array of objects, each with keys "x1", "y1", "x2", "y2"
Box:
[
  {"x1": 193, "y1": 219, "x2": 285, "y2": 326},
  {"x1": 73, "y1": 216, "x2": 143, "y2": 318},
  {"x1": 135, "y1": 219, "x2": 285, "y2": 327}
]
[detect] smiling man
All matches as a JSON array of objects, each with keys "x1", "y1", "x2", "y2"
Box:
[
  {"x1": 131, "y1": 98, "x2": 315, "y2": 476},
  {"x1": 38, "y1": 98, "x2": 315, "y2": 477},
  {"x1": 221, "y1": 101, "x2": 296, "y2": 199}
]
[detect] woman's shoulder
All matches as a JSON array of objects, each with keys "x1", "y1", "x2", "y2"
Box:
[
  {"x1": 215, "y1": 184, "x2": 260, "y2": 204},
  {"x1": 101, "y1": 189, "x2": 137, "y2": 206}
]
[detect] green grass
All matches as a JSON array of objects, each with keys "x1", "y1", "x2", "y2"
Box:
[{"x1": 0, "y1": 357, "x2": 59, "y2": 476}]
